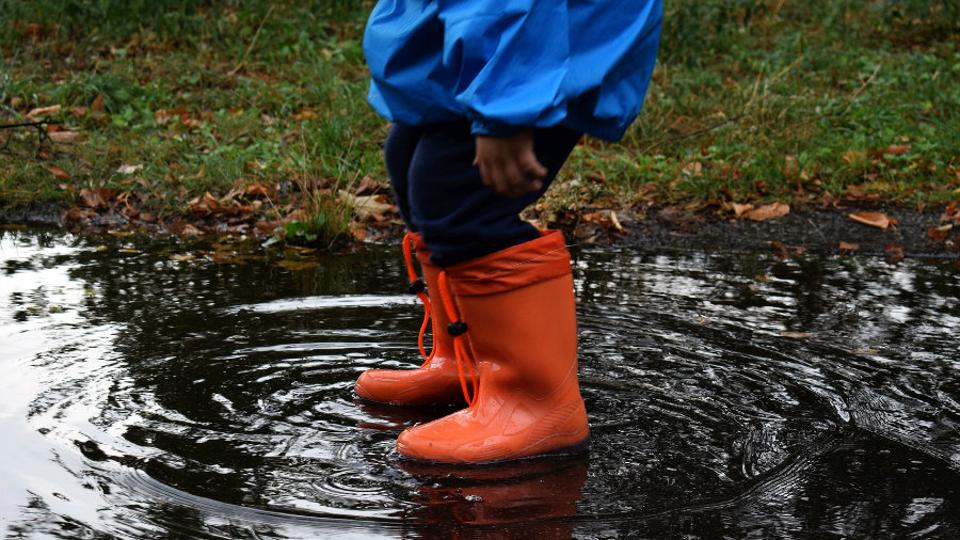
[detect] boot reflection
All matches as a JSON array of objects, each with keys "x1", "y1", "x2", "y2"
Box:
[{"x1": 401, "y1": 455, "x2": 588, "y2": 536}]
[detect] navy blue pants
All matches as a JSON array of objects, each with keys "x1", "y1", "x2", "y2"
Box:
[{"x1": 385, "y1": 120, "x2": 582, "y2": 266}]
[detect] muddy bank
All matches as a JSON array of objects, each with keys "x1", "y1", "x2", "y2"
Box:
[
  {"x1": 3, "y1": 201, "x2": 958, "y2": 261},
  {"x1": 609, "y1": 204, "x2": 959, "y2": 261}
]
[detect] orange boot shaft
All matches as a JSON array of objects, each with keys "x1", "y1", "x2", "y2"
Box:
[
  {"x1": 355, "y1": 233, "x2": 464, "y2": 406},
  {"x1": 396, "y1": 231, "x2": 590, "y2": 463}
]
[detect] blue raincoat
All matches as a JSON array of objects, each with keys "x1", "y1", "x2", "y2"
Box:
[{"x1": 363, "y1": 0, "x2": 663, "y2": 141}]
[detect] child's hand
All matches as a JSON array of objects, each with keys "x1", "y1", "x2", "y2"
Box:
[{"x1": 474, "y1": 130, "x2": 548, "y2": 198}]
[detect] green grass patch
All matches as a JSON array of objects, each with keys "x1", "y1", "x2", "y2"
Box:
[{"x1": 1, "y1": 0, "x2": 958, "y2": 235}]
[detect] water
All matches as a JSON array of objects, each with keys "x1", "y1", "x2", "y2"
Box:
[{"x1": 1, "y1": 229, "x2": 958, "y2": 539}]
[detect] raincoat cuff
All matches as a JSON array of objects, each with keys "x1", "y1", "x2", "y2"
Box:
[{"x1": 469, "y1": 117, "x2": 523, "y2": 138}]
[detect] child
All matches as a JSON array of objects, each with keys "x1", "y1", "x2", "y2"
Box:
[{"x1": 355, "y1": 0, "x2": 663, "y2": 464}]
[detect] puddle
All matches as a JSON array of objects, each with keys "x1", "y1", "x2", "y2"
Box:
[{"x1": 1, "y1": 230, "x2": 958, "y2": 538}]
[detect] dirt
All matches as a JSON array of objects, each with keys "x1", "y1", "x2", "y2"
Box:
[
  {"x1": 3, "y1": 201, "x2": 958, "y2": 261},
  {"x1": 623, "y1": 204, "x2": 959, "y2": 260}
]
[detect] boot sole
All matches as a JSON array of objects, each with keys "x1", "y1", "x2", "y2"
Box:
[{"x1": 396, "y1": 435, "x2": 591, "y2": 467}]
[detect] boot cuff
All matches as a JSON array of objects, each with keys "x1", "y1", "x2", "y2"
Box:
[{"x1": 444, "y1": 231, "x2": 572, "y2": 296}]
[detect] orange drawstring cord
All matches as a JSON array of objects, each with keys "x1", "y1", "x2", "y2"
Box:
[
  {"x1": 437, "y1": 271, "x2": 479, "y2": 407},
  {"x1": 402, "y1": 232, "x2": 432, "y2": 364}
]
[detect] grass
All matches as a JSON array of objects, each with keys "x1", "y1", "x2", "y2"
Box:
[{"x1": 1, "y1": 0, "x2": 958, "y2": 242}]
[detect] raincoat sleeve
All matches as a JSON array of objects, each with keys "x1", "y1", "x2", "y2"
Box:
[{"x1": 439, "y1": 1, "x2": 572, "y2": 136}]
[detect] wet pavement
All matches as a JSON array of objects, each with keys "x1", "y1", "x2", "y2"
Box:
[{"x1": 1, "y1": 229, "x2": 958, "y2": 538}]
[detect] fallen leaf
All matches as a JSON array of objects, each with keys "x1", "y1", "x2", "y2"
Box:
[
  {"x1": 573, "y1": 222, "x2": 601, "y2": 244},
  {"x1": 770, "y1": 240, "x2": 790, "y2": 258},
  {"x1": 169, "y1": 254, "x2": 196, "y2": 261},
  {"x1": 245, "y1": 183, "x2": 273, "y2": 198},
  {"x1": 26, "y1": 104, "x2": 62, "y2": 118},
  {"x1": 731, "y1": 203, "x2": 754, "y2": 218},
  {"x1": 928, "y1": 224, "x2": 953, "y2": 242},
  {"x1": 942, "y1": 202, "x2": 960, "y2": 225},
  {"x1": 116, "y1": 164, "x2": 144, "y2": 175},
  {"x1": 63, "y1": 207, "x2": 96, "y2": 222},
  {"x1": 79, "y1": 188, "x2": 118, "y2": 209},
  {"x1": 882, "y1": 144, "x2": 910, "y2": 155},
  {"x1": 91, "y1": 95, "x2": 106, "y2": 113},
  {"x1": 48, "y1": 130, "x2": 82, "y2": 143},
  {"x1": 292, "y1": 109, "x2": 318, "y2": 121},
  {"x1": 609, "y1": 210, "x2": 624, "y2": 233},
  {"x1": 581, "y1": 210, "x2": 625, "y2": 235},
  {"x1": 884, "y1": 243, "x2": 905, "y2": 264},
  {"x1": 349, "y1": 222, "x2": 368, "y2": 242},
  {"x1": 354, "y1": 176, "x2": 383, "y2": 196},
  {"x1": 839, "y1": 241, "x2": 860, "y2": 254},
  {"x1": 745, "y1": 203, "x2": 790, "y2": 221},
  {"x1": 255, "y1": 220, "x2": 281, "y2": 234},
  {"x1": 849, "y1": 211, "x2": 897, "y2": 230},
  {"x1": 340, "y1": 192, "x2": 395, "y2": 221},
  {"x1": 47, "y1": 166, "x2": 70, "y2": 180}
]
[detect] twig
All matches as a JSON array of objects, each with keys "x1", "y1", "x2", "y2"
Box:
[
  {"x1": 228, "y1": 6, "x2": 275, "y2": 76},
  {"x1": 0, "y1": 120, "x2": 59, "y2": 130},
  {"x1": 0, "y1": 119, "x2": 59, "y2": 150}
]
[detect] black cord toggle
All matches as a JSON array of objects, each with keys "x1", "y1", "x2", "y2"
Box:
[
  {"x1": 407, "y1": 278, "x2": 426, "y2": 295},
  {"x1": 447, "y1": 321, "x2": 468, "y2": 336}
]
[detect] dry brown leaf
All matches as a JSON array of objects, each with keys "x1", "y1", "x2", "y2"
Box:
[
  {"x1": 745, "y1": 203, "x2": 790, "y2": 221},
  {"x1": 63, "y1": 207, "x2": 96, "y2": 222},
  {"x1": 340, "y1": 192, "x2": 395, "y2": 221},
  {"x1": 884, "y1": 243, "x2": 905, "y2": 264},
  {"x1": 882, "y1": 144, "x2": 910, "y2": 155},
  {"x1": 581, "y1": 210, "x2": 625, "y2": 234},
  {"x1": 354, "y1": 176, "x2": 382, "y2": 196},
  {"x1": 292, "y1": 109, "x2": 318, "y2": 121},
  {"x1": 839, "y1": 241, "x2": 860, "y2": 253},
  {"x1": 770, "y1": 240, "x2": 790, "y2": 258},
  {"x1": 349, "y1": 221, "x2": 368, "y2": 242},
  {"x1": 255, "y1": 220, "x2": 281, "y2": 234},
  {"x1": 609, "y1": 210, "x2": 624, "y2": 233},
  {"x1": 730, "y1": 202, "x2": 754, "y2": 218},
  {"x1": 245, "y1": 183, "x2": 273, "y2": 198},
  {"x1": 849, "y1": 211, "x2": 896, "y2": 230},
  {"x1": 26, "y1": 105, "x2": 62, "y2": 118},
  {"x1": 47, "y1": 131, "x2": 81, "y2": 144},
  {"x1": 928, "y1": 224, "x2": 953, "y2": 242},
  {"x1": 79, "y1": 188, "x2": 117, "y2": 209},
  {"x1": 47, "y1": 166, "x2": 70, "y2": 180},
  {"x1": 91, "y1": 95, "x2": 106, "y2": 113}
]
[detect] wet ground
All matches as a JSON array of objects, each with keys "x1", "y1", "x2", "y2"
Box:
[{"x1": 1, "y1": 228, "x2": 959, "y2": 539}]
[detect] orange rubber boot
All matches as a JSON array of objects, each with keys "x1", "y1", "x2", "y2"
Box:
[
  {"x1": 396, "y1": 231, "x2": 590, "y2": 463},
  {"x1": 355, "y1": 233, "x2": 464, "y2": 406}
]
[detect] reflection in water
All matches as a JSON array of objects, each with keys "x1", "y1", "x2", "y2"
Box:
[{"x1": 0, "y1": 229, "x2": 958, "y2": 538}]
